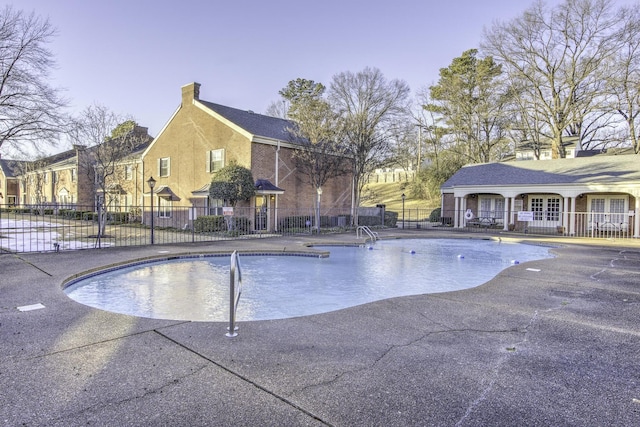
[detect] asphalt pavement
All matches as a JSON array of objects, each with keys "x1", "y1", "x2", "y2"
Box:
[{"x1": 1, "y1": 230, "x2": 639, "y2": 426}]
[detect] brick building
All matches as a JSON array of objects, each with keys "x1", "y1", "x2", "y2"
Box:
[
  {"x1": 1, "y1": 127, "x2": 152, "y2": 212},
  {"x1": 141, "y1": 82, "x2": 352, "y2": 232}
]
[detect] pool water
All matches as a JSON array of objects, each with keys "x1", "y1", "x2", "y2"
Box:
[{"x1": 64, "y1": 239, "x2": 552, "y2": 321}]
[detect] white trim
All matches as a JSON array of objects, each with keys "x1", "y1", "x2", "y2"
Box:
[{"x1": 193, "y1": 101, "x2": 254, "y2": 140}]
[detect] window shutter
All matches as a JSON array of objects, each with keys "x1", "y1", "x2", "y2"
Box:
[{"x1": 206, "y1": 151, "x2": 211, "y2": 173}]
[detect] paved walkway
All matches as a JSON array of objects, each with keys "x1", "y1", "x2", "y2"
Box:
[{"x1": 1, "y1": 230, "x2": 639, "y2": 426}]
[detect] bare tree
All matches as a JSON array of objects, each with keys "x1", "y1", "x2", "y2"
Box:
[
  {"x1": 264, "y1": 99, "x2": 288, "y2": 119},
  {"x1": 609, "y1": 3, "x2": 640, "y2": 153},
  {"x1": 329, "y1": 67, "x2": 410, "y2": 225},
  {"x1": 0, "y1": 6, "x2": 67, "y2": 153},
  {"x1": 482, "y1": 0, "x2": 623, "y2": 157},
  {"x1": 71, "y1": 105, "x2": 150, "y2": 245}
]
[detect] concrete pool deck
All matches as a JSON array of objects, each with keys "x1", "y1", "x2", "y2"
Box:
[{"x1": 1, "y1": 230, "x2": 639, "y2": 426}]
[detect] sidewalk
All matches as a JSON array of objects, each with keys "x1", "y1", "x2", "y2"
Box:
[{"x1": 1, "y1": 231, "x2": 639, "y2": 426}]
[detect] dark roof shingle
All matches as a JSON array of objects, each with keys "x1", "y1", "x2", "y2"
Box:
[
  {"x1": 198, "y1": 101, "x2": 305, "y2": 144},
  {"x1": 441, "y1": 155, "x2": 640, "y2": 189}
]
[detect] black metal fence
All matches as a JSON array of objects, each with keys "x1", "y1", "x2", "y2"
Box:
[
  {"x1": 0, "y1": 204, "x2": 398, "y2": 253},
  {"x1": 395, "y1": 207, "x2": 636, "y2": 239},
  {"x1": 2, "y1": 204, "x2": 634, "y2": 253}
]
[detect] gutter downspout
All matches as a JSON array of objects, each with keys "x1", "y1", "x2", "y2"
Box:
[{"x1": 274, "y1": 141, "x2": 280, "y2": 232}]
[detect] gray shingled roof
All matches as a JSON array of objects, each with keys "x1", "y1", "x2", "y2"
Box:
[
  {"x1": 0, "y1": 158, "x2": 29, "y2": 177},
  {"x1": 198, "y1": 100, "x2": 306, "y2": 144},
  {"x1": 441, "y1": 155, "x2": 640, "y2": 189}
]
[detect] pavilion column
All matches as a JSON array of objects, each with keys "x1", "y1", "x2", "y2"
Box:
[
  {"x1": 454, "y1": 196, "x2": 460, "y2": 228},
  {"x1": 503, "y1": 198, "x2": 509, "y2": 231},
  {"x1": 635, "y1": 198, "x2": 640, "y2": 238},
  {"x1": 570, "y1": 197, "x2": 576, "y2": 236},
  {"x1": 562, "y1": 197, "x2": 570, "y2": 235},
  {"x1": 509, "y1": 197, "x2": 516, "y2": 228}
]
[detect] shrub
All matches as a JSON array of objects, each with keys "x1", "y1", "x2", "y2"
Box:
[
  {"x1": 82, "y1": 212, "x2": 98, "y2": 221},
  {"x1": 429, "y1": 208, "x2": 441, "y2": 222},
  {"x1": 385, "y1": 211, "x2": 398, "y2": 227},
  {"x1": 107, "y1": 212, "x2": 129, "y2": 224},
  {"x1": 357, "y1": 215, "x2": 384, "y2": 227},
  {"x1": 193, "y1": 215, "x2": 226, "y2": 232}
]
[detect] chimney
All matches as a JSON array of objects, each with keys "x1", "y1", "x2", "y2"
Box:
[{"x1": 181, "y1": 82, "x2": 201, "y2": 106}]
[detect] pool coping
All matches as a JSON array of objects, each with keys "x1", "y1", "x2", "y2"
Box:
[{"x1": 61, "y1": 248, "x2": 332, "y2": 290}]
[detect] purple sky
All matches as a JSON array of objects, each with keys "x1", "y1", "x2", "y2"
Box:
[{"x1": 16, "y1": 0, "x2": 572, "y2": 143}]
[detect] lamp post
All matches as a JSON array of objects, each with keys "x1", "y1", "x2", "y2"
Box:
[
  {"x1": 147, "y1": 176, "x2": 156, "y2": 244},
  {"x1": 316, "y1": 187, "x2": 323, "y2": 235},
  {"x1": 401, "y1": 193, "x2": 405, "y2": 229}
]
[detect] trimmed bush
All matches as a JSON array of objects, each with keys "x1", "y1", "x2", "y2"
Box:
[
  {"x1": 82, "y1": 212, "x2": 98, "y2": 221},
  {"x1": 107, "y1": 212, "x2": 129, "y2": 224},
  {"x1": 193, "y1": 215, "x2": 226, "y2": 232}
]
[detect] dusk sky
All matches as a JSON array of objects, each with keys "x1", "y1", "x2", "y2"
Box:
[{"x1": 16, "y1": 0, "x2": 584, "y2": 147}]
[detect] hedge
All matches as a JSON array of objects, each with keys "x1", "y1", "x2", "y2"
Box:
[{"x1": 193, "y1": 215, "x2": 251, "y2": 233}]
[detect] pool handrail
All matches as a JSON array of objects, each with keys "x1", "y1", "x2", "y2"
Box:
[
  {"x1": 226, "y1": 250, "x2": 242, "y2": 337},
  {"x1": 356, "y1": 225, "x2": 378, "y2": 242}
]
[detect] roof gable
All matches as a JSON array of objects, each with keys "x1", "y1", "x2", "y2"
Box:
[
  {"x1": 197, "y1": 100, "x2": 305, "y2": 144},
  {"x1": 0, "y1": 158, "x2": 29, "y2": 177}
]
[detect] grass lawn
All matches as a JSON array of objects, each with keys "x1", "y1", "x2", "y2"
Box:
[{"x1": 362, "y1": 181, "x2": 439, "y2": 213}]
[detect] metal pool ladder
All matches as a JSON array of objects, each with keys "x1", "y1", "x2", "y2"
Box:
[
  {"x1": 356, "y1": 225, "x2": 378, "y2": 242},
  {"x1": 226, "y1": 250, "x2": 243, "y2": 337}
]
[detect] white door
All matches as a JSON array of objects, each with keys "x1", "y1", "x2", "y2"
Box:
[{"x1": 529, "y1": 196, "x2": 561, "y2": 227}]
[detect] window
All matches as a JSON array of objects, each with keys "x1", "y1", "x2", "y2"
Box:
[
  {"x1": 479, "y1": 198, "x2": 492, "y2": 218},
  {"x1": 158, "y1": 197, "x2": 172, "y2": 218},
  {"x1": 158, "y1": 158, "x2": 170, "y2": 177},
  {"x1": 52, "y1": 171, "x2": 58, "y2": 183},
  {"x1": 590, "y1": 196, "x2": 628, "y2": 225},
  {"x1": 590, "y1": 198, "x2": 606, "y2": 223},
  {"x1": 125, "y1": 165, "x2": 133, "y2": 180},
  {"x1": 478, "y1": 196, "x2": 505, "y2": 219},
  {"x1": 208, "y1": 197, "x2": 224, "y2": 215},
  {"x1": 71, "y1": 168, "x2": 76, "y2": 182},
  {"x1": 207, "y1": 149, "x2": 225, "y2": 173},
  {"x1": 495, "y1": 198, "x2": 504, "y2": 219}
]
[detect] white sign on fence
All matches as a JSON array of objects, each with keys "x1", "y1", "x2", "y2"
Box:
[
  {"x1": 517, "y1": 211, "x2": 534, "y2": 222},
  {"x1": 223, "y1": 207, "x2": 234, "y2": 216}
]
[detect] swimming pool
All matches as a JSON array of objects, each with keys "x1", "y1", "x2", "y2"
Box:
[{"x1": 64, "y1": 239, "x2": 552, "y2": 321}]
